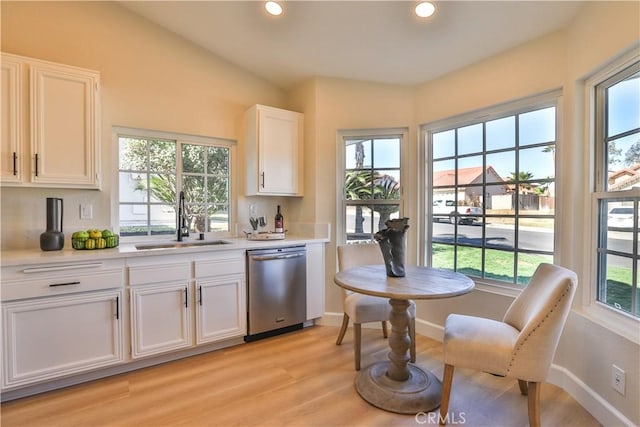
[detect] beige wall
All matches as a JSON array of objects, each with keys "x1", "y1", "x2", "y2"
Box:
[
  {"x1": 1, "y1": 1, "x2": 639, "y2": 424},
  {"x1": 561, "y1": 2, "x2": 640, "y2": 423},
  {"x1": 0, "y1": 1, "x2": 287, "y2": 249},
  {"x1": 311, "y1": 77, "x2": 415, "y2": 312},
  {"x1": 409, "y1": 27, "x2": 569, "y2": 323}
]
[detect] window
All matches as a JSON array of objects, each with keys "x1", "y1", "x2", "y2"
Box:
[
  {"x1": 340, "y1": 130, "x2": 404, "y2": 243},
  {"x1": 424, "y1": 94, "x2": 558, "y2": 286},
  {"x1": 117, "y1": 129, "x2": 233, "y2": 237},
  {"x1": 593, "y1": 60, "x2": 640, "y2": 318}
]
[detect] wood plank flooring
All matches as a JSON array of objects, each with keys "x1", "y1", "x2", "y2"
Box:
[{"x1": 1, "y1": 325, "x2": 600, "y2": 427}]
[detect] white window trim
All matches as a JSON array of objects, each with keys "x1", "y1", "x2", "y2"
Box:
[
  {"x1": 111, "y1": 126, "x2": 237, "y2": 243},
  {"x1": 336, "y1": 127, "x2": 408, "y2": 246},
  {"x1": 582, "y1": 44, "x2": 640, "y2": 344},
  {"x1": 420, "y1": 89, "x2": 563, "y2": 292}
]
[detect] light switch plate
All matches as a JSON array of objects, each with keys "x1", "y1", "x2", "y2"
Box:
[{"x1": 80, "y1": 203, "x2": 93, "y2": 220}]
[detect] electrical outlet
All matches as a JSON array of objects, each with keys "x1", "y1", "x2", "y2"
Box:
[
  {"x1": 80, "y1": 203, "x2": 93, "y2": 220},
  {"x1": 612, "y1": 365, "x2": 626, "y2": 395}
]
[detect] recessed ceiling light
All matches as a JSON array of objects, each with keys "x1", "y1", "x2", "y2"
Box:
[
  {"x1": 265, "y1": 1, "x2": 283, "y2": 16},
  {"x1": 415, "y1": 1, "x2": 436, "y2": 18}
]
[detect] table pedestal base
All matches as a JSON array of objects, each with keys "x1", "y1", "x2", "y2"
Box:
[{"x1": 355, "y1": 361, "x2": 442, "y2": 414}]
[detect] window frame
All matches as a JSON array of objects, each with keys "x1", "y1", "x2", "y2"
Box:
[
  {"x1": 112, "y1": 126, "x2": 236, "y2": 241},
  {"x1": 586, "y1": 49, "x2": 640, "y2": 335},
  {"x1": 336, "y1": 128, "x2": 407, "y2": 245},
  {"x1": 421, "y1": 90, "x2": 561, "y2": 290}
]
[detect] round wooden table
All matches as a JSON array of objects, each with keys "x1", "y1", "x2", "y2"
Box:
[{"x1": 334, "y1": 265, "x2": 474, "y2": 414}]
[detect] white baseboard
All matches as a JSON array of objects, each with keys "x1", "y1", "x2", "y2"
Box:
[
  {"x1": 319, "y1": 313, "x2": 445, "y2": 340},
  {"x1": 548, "y1": 364, "x2": 636, "y2": 427},
  {"x1": 318, "y1": 312, "x2": 635, "y2": 427}
]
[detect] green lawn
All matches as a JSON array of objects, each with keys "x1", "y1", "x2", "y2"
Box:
[
  {"x1": 432, "y1": 244, "x2": 552, "y2": 285},
  {"x1": 432, "y1": 243, "x2": 637, "y2": 314}
]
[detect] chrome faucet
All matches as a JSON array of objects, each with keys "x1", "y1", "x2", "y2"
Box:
[{"x1": 177, "y1": 191, "x2": 189, "y2": 241}]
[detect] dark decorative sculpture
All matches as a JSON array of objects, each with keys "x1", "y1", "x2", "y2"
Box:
[{"x1": 374, "y1": 217, "x2": 409, "y2": 277}]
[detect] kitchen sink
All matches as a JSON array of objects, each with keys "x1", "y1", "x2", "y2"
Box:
[{"x1": 135, "y1": 240, "x2": 232, "y2": 250}]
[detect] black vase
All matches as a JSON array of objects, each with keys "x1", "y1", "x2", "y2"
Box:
[
  {"x1": 374, "y1": 217, "x2": 410, "y2": 277},
  {"x1": 40, "y1": 198, "x2": 64, "y2": 251}
]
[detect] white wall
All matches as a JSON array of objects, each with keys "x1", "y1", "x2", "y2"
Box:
[
  {"x1": 307, "y1": 3, "x2": 640, "y2": 424},
  {"x1": 0, "y1": 1, "x2": 288, "y2": 249},
  {"x1": 1, "y1": 1, "x2": 638, "y2": 424}
]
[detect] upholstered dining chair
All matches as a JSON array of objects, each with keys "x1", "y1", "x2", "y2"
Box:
[
  {"x1": 336, "y1": 244, "x2": 416, "y2": 370},
  {"x1": 439, "y1": 263, "x2": 577, "y2": 427}
]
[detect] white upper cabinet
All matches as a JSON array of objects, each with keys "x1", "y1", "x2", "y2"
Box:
[
  {"x1": 0, "y1": 53, "x2": 101, "y2": 189},
  {"x1": 1, "y1": 55, "x2": 22, "y2": 184},
  {"x1": 245, "y1": 104, "x2": 303, "y2": 196}
]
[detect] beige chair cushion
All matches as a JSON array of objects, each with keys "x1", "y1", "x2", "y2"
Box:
[
  {"x1": 443, "y1": 314, "x2": 519, "y2": 376},
  {"x1": 443, "y1": 263, "x2": 577, "y2": 382},
  {"x1": 345, "y1": 293, "x2": 416, "y2": 325}
]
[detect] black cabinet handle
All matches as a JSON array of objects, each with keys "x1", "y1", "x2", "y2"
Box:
[
  {"x1": 12, "y1": 152, "x2": 17, "y2": 176},
  {"x1": 198, "y1": 286, "x2": 203, "y2": 306},
  {"x1": 115, "y1": 295, "x2": 120, "y2": 320},
  {"x1": 261, "y1": 172, "x2": 265, "y2": 188},
  {"x1": 34, "y1": 153, "x2": 39, "y2": 177},
  {"x1": 49, "y1": 281, "x2": 81, "y2": 287},
  {"x1": 184, "y1": 287, "x2": 188, "y2": 308}
]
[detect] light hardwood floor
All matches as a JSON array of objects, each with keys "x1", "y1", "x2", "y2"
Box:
[{"x1": 1, "y1": 325, "x2": 600, "y2": 427}]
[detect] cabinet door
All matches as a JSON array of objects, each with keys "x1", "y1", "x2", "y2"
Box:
[
  {"x1": 130, "y1": 283, "x2": 192, "y2": 359},
  {"x1": 30, "y1": 62, "x2": 99, "y2": 188},
  {"x1": 196, "y1": 276, "x2": 246, "y2": 344},
  {"x1": 1, "y1": 55, "x2": 23, "y2": 184},
  {"x1": 258, "y1": 106, "x2": 303, "y2": 195},
  {"x1": 2, "y1": 290, "x2": 123, "y2": 389}
]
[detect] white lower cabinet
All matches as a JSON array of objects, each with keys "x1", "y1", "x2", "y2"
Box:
[
  {"x1": 128, "y1": 260, "x2": 192, "y2": 359},
  {"x1": 130, "y1": 283, "x2": 192, "y2": 359},
  {"x1": 128, "y1": 252, "x2": 246, "y2": 359},
  {"x1": 194, "y1": 251, "x2": 246, "y2": 344},
  {"x1": 2, "y1": 289, "x2": 124, "y2": 389},
  {"x1": 306, "y1": 242, "x2": 325, "y2": 320},
  {"x1": 196, "y1": 276, "x2": 246, "y2": 344}
]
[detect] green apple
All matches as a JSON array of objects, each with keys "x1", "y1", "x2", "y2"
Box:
[{"x1": 72, "y1": 230, "x2": 89, "y2": 240}]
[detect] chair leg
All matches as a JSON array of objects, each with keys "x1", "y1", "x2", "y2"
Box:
[
  {"x1": 336, "y1": 313, "x2": 350, "y2": 345},
  {"x1": 527, "y1": 381, "x2": 541, "y2": 427},
  {"x1": 354, "y1": 323, "x2": 362, "y2": 371},
  {"x1": 409, "y1": 317, "x2": 416, "y2": 363},
  {"x1": 518, "y1": 379, "x2": 528, "y2": 395},
  {"x1": 439, "y1": 364, "x2": 455, "y2": 425},
  {"x1": 381, "y1": 320, "x2": 388, "y2": 338}
]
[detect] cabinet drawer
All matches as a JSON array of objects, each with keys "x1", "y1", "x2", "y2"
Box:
[
  {"x1": 128, "y1": 262, "x2": 191, "y2": 286},
  {"x1": 2, "y1": 267, "x2": 124, "y2": 301},
  {"x1": 1, "y1": 259, "x2": 124, "y2": 281},
  {"x1": 194, "y1": 256, "x2": 244, "y2": 278}
]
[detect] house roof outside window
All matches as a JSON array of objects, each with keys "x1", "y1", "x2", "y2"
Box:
[{"x1": 433, "y1": 166, "x2": 504, "y2": 187}]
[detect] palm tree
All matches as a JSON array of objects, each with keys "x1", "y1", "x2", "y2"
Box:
[
  {"x1": 345, "y1": 170, "x2": 400, "y2": 231},
  {"x1": 508, "y1": 171, "x2": 535, "y2": 193}
]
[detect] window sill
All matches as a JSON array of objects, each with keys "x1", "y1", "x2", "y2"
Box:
[{"x1": 470, "y1": 279, "x2": 521, "y2": 299}]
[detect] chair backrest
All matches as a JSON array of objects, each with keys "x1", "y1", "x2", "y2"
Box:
[
  {"x1": 336, "y1": 244, "x2": 384, "y2": 302},
  {"x1": 337, "y1": 243, "x2": 383, "y2": 271},
  {"x1": 503, "y1": 263, "x2": 577, "y2": 381}
]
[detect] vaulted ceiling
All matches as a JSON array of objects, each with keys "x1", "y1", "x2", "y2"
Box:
[{"x1": 120, "y1": 1, "x2": 584, "y2": 90}]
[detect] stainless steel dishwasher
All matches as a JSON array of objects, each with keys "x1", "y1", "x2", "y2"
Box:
[{"x1": 245, "y1": 245, "x2": 307, "y2": 341}]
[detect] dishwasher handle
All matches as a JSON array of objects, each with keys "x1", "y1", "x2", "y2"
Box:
[{"x1": 250, "y1": 253, "x2": 305, "y2": 261}]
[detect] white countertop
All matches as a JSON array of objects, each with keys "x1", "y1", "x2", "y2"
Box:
[{"x1": 0, "y1": 235, "x2": 329, "y2": 267}]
